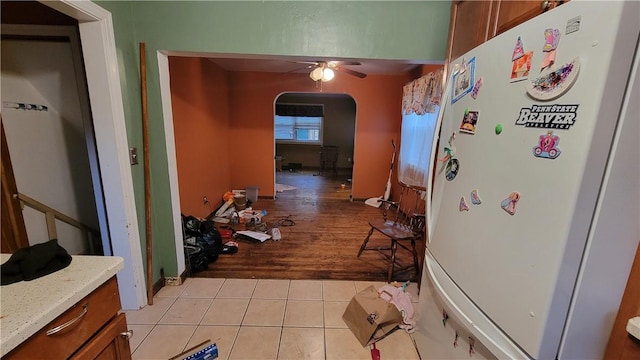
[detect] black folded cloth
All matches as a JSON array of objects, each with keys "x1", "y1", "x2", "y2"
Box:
[{"x1": 1, "y1": 239, "x2": 72, "y2": 285}]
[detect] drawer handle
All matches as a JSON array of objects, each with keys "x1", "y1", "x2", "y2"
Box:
[
  {"x1": 120, "y1": 330, "x2": 134, "y2": 339},
  {"x1": 46, "y1": 304, "x2": 88, "y2": 336}
]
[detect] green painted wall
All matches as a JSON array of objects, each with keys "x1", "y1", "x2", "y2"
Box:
[{"x1": 95, "y1": 0, "x2": 450, "y2": 285}]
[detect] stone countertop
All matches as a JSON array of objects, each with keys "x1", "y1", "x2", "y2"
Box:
[
  {"x1": 0, "y1": 254, "x2": 124, "y2": 356},
  {"x1": 628, "y1": 316, "x2": 640, "y2": 340}
]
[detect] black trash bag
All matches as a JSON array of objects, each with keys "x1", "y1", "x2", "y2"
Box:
[
  {"x1": 198, "y1": 229, "x2": 222, "y2": 263},
  {"x1": 182, "y1": 214, "x2": 222, "y2": 263},
  {"x1": 184, "y1": 244, "x2": 207, "y2": 274},
  {"x1": 182, "y1": 214, "x2": 203, "y2": 238}
]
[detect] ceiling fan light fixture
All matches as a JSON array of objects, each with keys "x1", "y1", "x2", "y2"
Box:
[
  {"x1": 321, "y1": 68, "x2": 335, "y2": 81},
  {"x1": 310, "y1": 67, "x2": 324, "y2": 81}
]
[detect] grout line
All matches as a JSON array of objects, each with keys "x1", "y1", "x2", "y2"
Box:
[{"x1": 128, "y1": 324, "x2": 154, "y2": 355}]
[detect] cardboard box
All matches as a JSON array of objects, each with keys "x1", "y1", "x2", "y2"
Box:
[{"x1": 342, "y1": 285, "x2": 402, "y2": 347}]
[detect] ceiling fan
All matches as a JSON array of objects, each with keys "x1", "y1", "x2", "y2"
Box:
[{"x1": 294, "y1": 60, "x2": 367, "y2": 81}]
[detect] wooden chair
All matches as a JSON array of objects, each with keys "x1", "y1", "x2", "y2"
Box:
[
  {"x1": 319, "y1": 146, "x2": 338, "y2": 174},
  {"x1": 357, "y1": 182, "x2": 426, "y2": 283}
]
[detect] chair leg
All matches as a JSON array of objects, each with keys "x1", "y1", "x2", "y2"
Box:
[
  {"x1": 357, "y1": 227, "x2": 375, "y2": 257},
  {"x1": 388, "y1": 239, "x2": 398, "y2": 283}
]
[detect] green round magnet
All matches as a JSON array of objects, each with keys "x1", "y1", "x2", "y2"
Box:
[{"x1": 495, "y1": 124, "x2": 503, "y2": 135}]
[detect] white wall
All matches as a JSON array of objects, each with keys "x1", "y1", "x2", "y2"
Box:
[{"x1": 1, "y1": 38, "x2": 99, "y2": 255}]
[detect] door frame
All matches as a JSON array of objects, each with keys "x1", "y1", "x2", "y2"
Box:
[
  {"x1": 1, "y1": 23, "x2": 111, "y2": 255},
  {"x1": 42, "y1": 0, "x2": 146, "y2": 310}
]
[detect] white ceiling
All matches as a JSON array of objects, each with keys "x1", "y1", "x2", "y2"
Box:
[{"x1": 165, "y1": 51, "x2": 440, "y2": 77}]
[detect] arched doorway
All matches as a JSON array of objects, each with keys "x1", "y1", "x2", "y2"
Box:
[{"x1": 274, "y1": 92, "x2": 356, "y2": 202}]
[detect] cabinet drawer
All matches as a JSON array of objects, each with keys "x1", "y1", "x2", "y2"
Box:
[{"x1": 5, "y1": 277, "x2": 121, "y2": 359}]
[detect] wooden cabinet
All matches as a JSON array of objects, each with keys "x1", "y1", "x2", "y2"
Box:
[
  {"x1": 447, "y1": 1, "x2": 495, "y2": 62},
  {"x1": 71, "y1": 313, "x2": 131, "y2": 360},
  {"x1": 3, "y1": 277, "x2": 131, "y2": 360},
  {"x1": 493, "y1": 0, "x2": 559, "y2": 37},
  {"x1": 446, "y1": 0, "x2": 568, "y2": 66}
]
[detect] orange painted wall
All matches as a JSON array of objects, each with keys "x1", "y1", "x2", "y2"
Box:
[
  {"x1": 227, "y1": 71, "x2": 413, "y2": 200},
  {"x1": 169, "y1": 57, "x2": 232, "y2": 217},
  {"x1": 170, "y1": 60, "x2": 444, "y2": 208}
]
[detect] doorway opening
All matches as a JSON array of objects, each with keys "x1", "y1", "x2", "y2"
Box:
[
  {"x1": 274, "y1": 93, "x2": 356, "y2": 202},
  {"x1": 1, "y1": 24, "x2": 108, "y2": 256}
]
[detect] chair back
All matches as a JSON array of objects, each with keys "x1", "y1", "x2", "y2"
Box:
[
  {"x1": 382, "y1": 182, "x2": 426, "y2": 238},
  {"x1": 320, "y1": 146, "x2": 339, "y2": 162}
]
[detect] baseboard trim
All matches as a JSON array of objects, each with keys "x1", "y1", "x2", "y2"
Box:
[{"x1": 154, "y1": 268, "x2": 190, "y2": 295}]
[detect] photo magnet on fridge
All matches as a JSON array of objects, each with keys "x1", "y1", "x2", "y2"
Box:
[
  {"x1": 459, "y1": 110, "x2": 479, "y2": 134},
  {"x1": 452, "y1": 57, "x2": 476, "y2": 104},
  {"x1": 445, "y1": 158, "x2": 460, "y2": 181}
]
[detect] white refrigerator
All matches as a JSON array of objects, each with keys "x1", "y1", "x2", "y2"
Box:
[{"x1": 415, "y1": 1, "x2": 639, "y2": 359}]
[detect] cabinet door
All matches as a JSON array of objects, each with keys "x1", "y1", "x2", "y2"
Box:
[
  {"x1": 71, "y1": 313, "x2": 131, "y2": 360},
  {"x1": 447, "y1": 1, "x2": 494, "y2": 62},
  {"x1": 492, "y1": 0, "x2": 567, "y2": 37}
]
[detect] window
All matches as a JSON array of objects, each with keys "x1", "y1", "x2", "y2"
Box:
[
  {"x1": 398, "y1": 70, "x2": 444, "y2": 188},
  {"x1": 398, "y1": 106, "x2": 439, "y2": 187},
  {"x1": 275, "y1": 104, "x2": 324, "y2": 145}
]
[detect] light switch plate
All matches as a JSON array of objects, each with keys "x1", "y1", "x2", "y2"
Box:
[{"x1": 129, "y1": 147, "x2": 139, "y2": 165}]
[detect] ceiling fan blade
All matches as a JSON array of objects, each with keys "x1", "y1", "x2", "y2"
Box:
[
  {"x1": 284, "y1": 65, "x2": 313, "y2": 74},
  {"x1": 289, "y1": 60, "x2": 321, "y2": 66},
  {"x1": 335, "y1": 66, "x2": 367, "y2": 79}
]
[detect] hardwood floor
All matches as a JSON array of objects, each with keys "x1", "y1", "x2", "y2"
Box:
[{"x1": 192, "y1": 168, "x2": 425, "y2": 284}]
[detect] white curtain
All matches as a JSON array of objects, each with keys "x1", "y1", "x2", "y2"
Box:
[{"x1": 398, "y1": 69, "x2": 444, "y2": 187}]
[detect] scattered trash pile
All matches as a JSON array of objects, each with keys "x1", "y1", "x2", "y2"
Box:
[
  {"x1": 211, "y1": 190, "x2": 284, "y2": 242},
  {"x1": 182, "y1": 190, "x2": 290, "y2": 273}
]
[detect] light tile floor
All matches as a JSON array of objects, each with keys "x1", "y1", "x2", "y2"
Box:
[{"x1": 125, "y1": 278, "x2": 421, "y2": 360}]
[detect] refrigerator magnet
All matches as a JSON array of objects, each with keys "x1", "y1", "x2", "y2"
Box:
[
  {"x1": 510, "y1": 51, "x2": 533, "y2": 82},
  {"x1": 543, "y1": 28, "x2": 561, "y2": 52},
  {"x1": 527, "y1": 57, "x2": 580, "y2": 101},
  {"x1": 540, "y1": 50, "x2": 557, "y2": 72},
  {"x1": 445, "y1": 158, "x2": 459, "y2": 181},
  {"x1": 512, "y1": 36, "x2": 525, "y2": 61},
  {"x1": 452, "y1": 57, "x2": 476, "y2": 104},
  {"x1": 533, "y1": 130, "x2": 562, "y2": 159},
  {"x1": 565, "y1": 16, "x2": 581, "y2": 35},
  {"x1": 471, "y1": 189, "x2": 482, "y2": 205},
  {"x1": 470, "y1": 77, "x2": 483, "y2": 99},
  {"x1": 541, "y1": 29, "x2": 560, "y2": 70},
  {"x1": 501, "y1": 192, "x2": 520, "y2": 215},
  {"x1": 459, "y1": 110, "x2": 479, "y2": 134},
  {"x1": 439, "y1": 132, "x2": 457, "y2": 162},
  {"x1": 495, "y1": 123, "x2": 503, "y2": 135},
  {"x1": 459, "y1": 196, "x2": 469, "y2": 212}
]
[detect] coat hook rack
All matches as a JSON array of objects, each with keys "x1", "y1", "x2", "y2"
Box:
[{"x1": 2, "y1": 101, "x2": 48, "y2": 111}]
